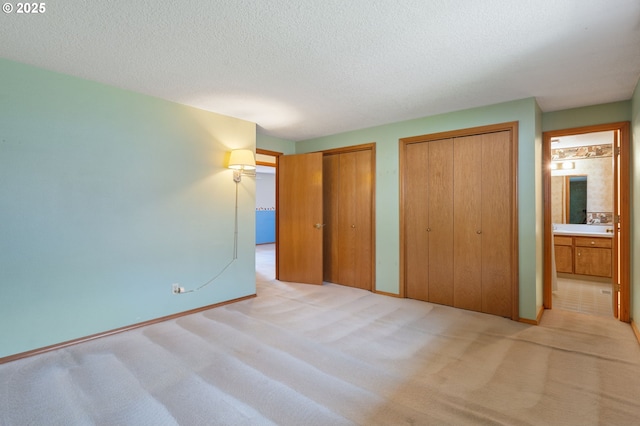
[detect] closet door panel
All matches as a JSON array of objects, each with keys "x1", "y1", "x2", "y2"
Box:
[
  {"x1": 481, "y1": 131, "x2": 512, "y2": 317},
  {"x1": 404, "y1": 142, "x2": 430, "y2": 301},
  {"x1": 323, "y1": 155, "x2": 340, "y2": 283},
  {"x1": 353, "y1": 150, "x2": 373, "y2": 290},
  {"x1": 324, "y1": 149, "x2": 374, "y2": 291},
  {"x1": 427, "y1": 139, "x2": 454, "y2": 305},
  {"x1": 453, "y1": 136, "x2": 482, "y2": 312},
  {"x1": 337, "y1": 152, "x2": 357, "y2": 286}
]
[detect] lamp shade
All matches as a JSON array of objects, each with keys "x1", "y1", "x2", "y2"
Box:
[{"x1": 228, "y1": 149, "x2": 256, "y2": 170}]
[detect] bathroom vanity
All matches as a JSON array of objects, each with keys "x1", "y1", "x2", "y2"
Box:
[{"x1": 553, "y1": 225, "x2": 613, "y2": 278}]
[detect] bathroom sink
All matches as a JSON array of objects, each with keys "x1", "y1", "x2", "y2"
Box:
[{"x1": 553, "y1": 224, "x2": 613, "y2": 238}]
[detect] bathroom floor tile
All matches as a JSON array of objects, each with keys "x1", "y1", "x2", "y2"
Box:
[{"x1": 552, "y1": 277, "x2": 614, "y2": 318}]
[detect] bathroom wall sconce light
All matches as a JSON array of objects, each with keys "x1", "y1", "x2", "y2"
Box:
[
  {"x1": 228, "y1": 149, "x2": 256, "y2": 182},
  {"x1": 550, "y1": 161, "x2": 575, "y2": 171}
]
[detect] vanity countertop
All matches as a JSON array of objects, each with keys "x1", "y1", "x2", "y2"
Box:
[
  {"x1": 553, "y1": 224, "x2": 613, "y2": 238},
  {"x1": 553, "y1": 229, "x2": 613, "y2": 238}
]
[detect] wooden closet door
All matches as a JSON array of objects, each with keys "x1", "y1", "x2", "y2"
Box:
[
  {"x1": 404, "y1": 142, "x2": 430, "y2": 301},
  {"x1": 353, "y1": 150, "x2": 373, "y2": 289},
  {"x1": 402, "y1": 123, "x2": 517, "y2": 319},
  {"x1": 323, "y1": 154, "x2": 340, "y2": 283},
  {"x1": 453, "y1": 136, "x2": 482, "y2": 312},
  {"x1": 480, "y1": 131, "x2": 512, "y2": 317},
  {"x1": 324, "y1": 150, "x2": 373, "y2": 290},
  {"x1": 338, "y1": 150, "x2": 373, "y2": 290},
  {"x1": 427, "y1": 139, "x2": 454, "y2": 305},
  {"x1": 338, "y1": 152, "x2": 358, "y2": 287},
  {"x1": 405, "y1": 140, "x2": 454, "y2": 304}
]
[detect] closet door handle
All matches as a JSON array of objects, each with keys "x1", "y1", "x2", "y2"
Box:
[
  {"x1": 426, "y1": 227, "x2": 431, "y2": 232},
  {"x1": 351, "y1": 224, "x2": 356, "y2": 229},
  {"x1": 476, "y1": 230, "x2": 482, "y2": 235},
  {"x1": 314, "y1": 223, "x2": 325, "y2": 229}
]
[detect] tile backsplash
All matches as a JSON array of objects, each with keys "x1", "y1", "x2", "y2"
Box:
[{"x1": 587, "y1": 212, "x2": 613, "y2": 224}]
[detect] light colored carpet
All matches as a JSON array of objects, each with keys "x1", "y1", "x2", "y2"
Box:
[{"x1": 1, "y1": 248, "x2": 639, "y2": 425}]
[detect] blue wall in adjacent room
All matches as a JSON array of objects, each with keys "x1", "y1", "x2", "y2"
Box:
[{"x1": 256, "y1": 210, "x2": 276, "y2": 244}]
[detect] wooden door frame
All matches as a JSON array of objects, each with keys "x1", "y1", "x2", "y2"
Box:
[
  {"x1": 265, "y1": 144, "x2": 376, "y2": 291},
  {"x1": 542, "y1": 122, "x2": 630, "y2": 322},
  {"x1": 399, "y1": 122, "x2": 519, "y2": 320},
  {"x1": 256, "y1": 148, "x2": 282, "y2": 279}
]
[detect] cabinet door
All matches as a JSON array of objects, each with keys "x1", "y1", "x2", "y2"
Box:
[
  {"x1": 574, "y1": 237, "x2": 612, "y2": 277},
  {"x1": 453, "y1": 136, "x2": 482, "y2": 312},
  {"x1": 480, "y1": 131, "x2": 512, "y2": 317},
  {"x1": 575, "y1": 247, "x2": 612, "y2": 277},
  {"x1": 555, "y1": 245, "x2": 573, "y2": 273}
]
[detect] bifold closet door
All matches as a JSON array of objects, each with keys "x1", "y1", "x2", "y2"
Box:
[
  {"x1": 323, "y1": 154, "x2": 340, "y2": 284},
  {"x1": 404, "y1": 142, "x2": 430, "y2": 301},
  {"x1": 453, "y1": 136, "x2": 483, "y2": 312},
  {"x1": 452, "y1": 131, "x2": 512, "y2": 315},
  {"x1": 403, "y1": 125, "x2": 515, "y2": 318},
  {"x1": 405, "y1": 139, "x2": 454, "y2": 304},
  {"x1": 323, "y1": 150, "x2": 373, "y2": 290},
  {"x1": 479, "y1": 131, "x2": 512, "y2": 317}
]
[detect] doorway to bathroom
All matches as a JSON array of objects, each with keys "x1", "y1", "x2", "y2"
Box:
[{"x1": 543, "y1": 122, "x2": 630, "y2": 322}]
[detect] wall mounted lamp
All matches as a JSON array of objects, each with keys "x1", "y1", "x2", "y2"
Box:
[
  {"x1": 171, "y1": 149, "x2": 256, "y2": 295},
  {"x1": 228, "y1": 149, "x2": 256, "y2": 182},
  {"x1": 550, "y1": 161, "x2": 575, "y2": 171}
]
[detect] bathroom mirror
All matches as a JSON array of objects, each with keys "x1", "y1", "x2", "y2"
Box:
[
  {"x1": 551, "y1": 174, "x2": 589, "y2": 224},
  {"x1": 566, "y1": 175, "x2": 587, "y2": 224}
]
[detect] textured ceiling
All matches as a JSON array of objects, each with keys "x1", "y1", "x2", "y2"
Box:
[{"x1": 2, "y1": 0, "x2": 640, "y2": 141}]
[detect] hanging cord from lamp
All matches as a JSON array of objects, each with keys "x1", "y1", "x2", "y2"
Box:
[{"x1": 178, "y1": 181, "x2": 240, "y2": 294}]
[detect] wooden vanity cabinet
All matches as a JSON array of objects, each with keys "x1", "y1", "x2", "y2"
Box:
[
  {"x1": 574, "y1": 237, "x2": 612, "y2": 278},
  {"x1": 553, "y1": 235, "x2": 612, "y2": 278}
]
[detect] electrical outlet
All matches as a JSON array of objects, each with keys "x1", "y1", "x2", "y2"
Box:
[{"x1": 172, "y1": 283, "x2": 180, "y2": 294}]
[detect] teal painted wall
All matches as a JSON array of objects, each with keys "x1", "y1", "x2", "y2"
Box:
[
  {"x1": 256, "y1": 133, "x2": 295, "y2": 155},
  {"x1": 0, "y1": 59, "x2": 257, "y2": 358},
  {"x1": 631, "y1": 79, "x2": 640, "y2": 324},
  {"x1": 295, "y1": 98, "x2": 542, "y2": 321},
  {"x1": 541, "y1": 101, "x2": 631, "y2": 132}
]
